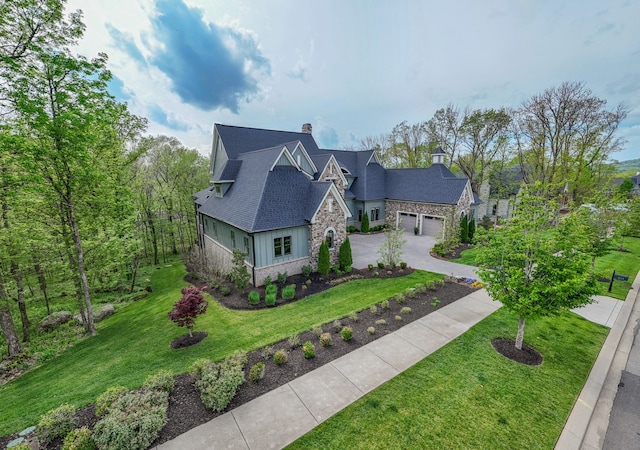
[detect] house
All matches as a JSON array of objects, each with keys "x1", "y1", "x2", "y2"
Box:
[
  {"x1": 194, "y1": 124, "x2": 474, "y2": 285},
  {"x1": 477, "y1": 166, "x2": 523, "y2": 220},
  {"x1": 614, "y1": 172, "x2": 640, "y2": 197}
]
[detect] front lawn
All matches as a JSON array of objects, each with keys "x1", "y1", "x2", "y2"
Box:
[
  {"x1": 451, "y1": 236, "x2": 640, "y2": 300},
  {"x1": 287, "y1": 308, "x2": 608, "y2": 449},
  {"x1": 0, "y1": 264, "x2": 439, "y2": 437}
]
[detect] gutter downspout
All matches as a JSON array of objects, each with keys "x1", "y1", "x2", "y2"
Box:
[{"x1": 251, "y1": 234, "x2": 256, "y2": 287}]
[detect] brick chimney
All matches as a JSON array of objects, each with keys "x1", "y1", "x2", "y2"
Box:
[{"x1": 302, "y1": 123, "x2": 312, "y2": 134}]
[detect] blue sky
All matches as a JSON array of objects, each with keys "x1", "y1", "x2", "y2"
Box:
[{"x1": 68, "y1": 0, "x2": 639, "y2": 161}]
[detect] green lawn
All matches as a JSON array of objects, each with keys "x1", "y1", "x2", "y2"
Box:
[
  {"x1": 287, "y1": 308, "x2": 609, "y2": 450},
  {"x1": 0, "y1": 265, "x2": 440, "y2": 436},
  {"x1": 452, "y1": 236, "x2": 640, "y2": 300}
]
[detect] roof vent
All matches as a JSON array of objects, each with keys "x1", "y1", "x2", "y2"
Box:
[{"x1": 302, "y1": 123, "x2": 312, "y2": 134}]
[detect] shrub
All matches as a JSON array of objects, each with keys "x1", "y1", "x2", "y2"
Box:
[
  {"x1": 319, "y1": 332, "x2": 332, "y2": 347},
  {"x1": 301, "y1": 265, "x2": 312, "y2": 277},
  {"x1": 37, "y1": 403, "x2": 78, "y2": 445},
  {"x1": 361, "y1": 211, "x2": 370, "y2": 233},
  {"x1": 93, "y1": 389, "x2": 168, "y2": 450},
  {"x1": 95, "y1": 386, "x2": 128, "y2": 417},
  {"x1": 143, "y1": 369, "x2": 174, "y2": 393},
  {"x1": 302, "y1": 341, "x2": 316, "y2": 359},
  {"x1": 168, "y1": 285, "x2": 208, "y2": 338},
  {"x1": 332, "y1": 319, "x2": 342, "y2": 332},
  {"x1": 230, "y1": 249, "x2": 250, "y2": 290},
  {"x1": 406, "y1": 288, "x2": 416, "y2": 299},
  {"x1": 277, "y1": 271, "x2": 288, "y2": 285},
  {"x1": 301, "y1": 284, "x2": 307, "y2": 291},
  {"x1": 400, "y1": 306, "x2": 412, "y2": 314},
  {"x1": 395, "y1": 315, "x2": 403, "y2": 322},
  {"x1": 273, "y1": 349, "x2": 288, "y2": 365},
  {"x1": 263, "y1": 275, "x2": 272, "y2": 286},
  {"x1": 372, "y1": 270, "x2": 379, "y2": 277},
  {"x1": 431, "y1": 297, "x2": 441, "y2": 307},
  {"x1": 426, "y1": 280, "x2": 436, "y2": 291},
  {"x1": 305, "y1": 279, "x2": 312, "y2": 286},
  {"x1": 265, "y1": 293, "x2": 276, "y2": 306},
  {"x1": 196, "y1": 357, "x2": 245, "y2": 412},
  {"x1": 375, "y1": 319, "x2": 387, "y2": 326},
  {"x1": 368, "y1": 263, "x2": 374, "y2": 271},
  {"x1": 261, "y1": 345, "x2": 274, "y2": 360},
  {"x1": 281, "y1": 285, "x2": 295, "y2": 300},
  {"x1": 400, "y1": 261, "x2": 408, "y2": 269},
  {"x1": 369, "y1": 305, "x2": 378, "y2": 315},
  {"x1": 380, "y1": 299, "x2": 389, "y2": 309},
  {"x1": 367, "y1": 326, "x2": 376, "y2": 335},
  {"x1": 288, "y1": 335, "x2": 301, "y2": 348},
  {"x1": 312, "y1": 326, "x2": 323, "y2": 337},
  {"x1": 377, "y1": 261, "x2": 385, "y2": 269},
  {"x1": 346, "y1": 225, "x2": 358, "y2": 233},
  {"x1": 220, "y1": 285, "x2": 231, "y2": 296},
  {"x1": 189, "y1": 358, "x2": 212, "y2": 378},
  {"x1": 318, "y1": 241, "x2": 331, "y2": 275},
  {"x1": 395, "y1": 293, "x2": 405, "y2": 304},
  {"x1": 339, "y1": 237, "x2": 353, "y2": 269},
  {"x1": 349, "y1": 312, "x2": 358, "y2": 322},
  {"x1": 331, "y1": 264, "x2": 342, "y2": 275},
  {"x1": 248, "y1": 291, "x2": 260, "y2": 305},
  {"x1": 62, "y1": 426, "x2": 94, "y2": 450},
  {"x1": 468, "y1": 218, "x2": 476, "y2": 242},
  {"x1": 341, "y1": 326, "x2": 353, "y2": 341},
  {"x1": 249, "y1": 362, "x2": 265, "y2": 383},
  {"x1": 266, "y1": 284, "x2": 277, "y2": 295}
]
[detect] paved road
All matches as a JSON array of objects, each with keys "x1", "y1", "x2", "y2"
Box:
[{"x1": 349, "y1": 232, "x2": 479, "y2": 280}]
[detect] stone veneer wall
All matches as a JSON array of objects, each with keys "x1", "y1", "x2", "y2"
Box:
[
  {"x1": 308, "y1": 190, "x2": 347, "y2": 269},
  {"x1": 318, "y1": 158, "x2": 345, "y2": 197}
]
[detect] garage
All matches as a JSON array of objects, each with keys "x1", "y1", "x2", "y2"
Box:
[
  {"x1": 421, "y1": 215, "x2": 444, "y2": 237},
  {"x1": 397, "y1": 212, "x2": 417, "y2": 231}
]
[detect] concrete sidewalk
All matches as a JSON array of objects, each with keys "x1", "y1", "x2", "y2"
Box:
[{"x1": 156, "y1": 289, "x2": 501, "y2": 450}]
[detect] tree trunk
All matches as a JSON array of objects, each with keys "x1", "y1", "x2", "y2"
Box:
[
  {"x1": 0, "y1": 279, "x2": 22, "y2": 357},
  {"x1": 515, "y1": 317, "x2": 525, "y2": 350},
  {"x1": 11, "y1": 262, "x2": 30, "y2": 342},
  {"x1": 68, "y1": 196, "x2": 96, "y2": 336},
  {"x1": 129, "y1": 256, "x2": 139, "y2": 293},
  {"x1": 147, "y1": 212, "x2": 159, "y2": 265}
]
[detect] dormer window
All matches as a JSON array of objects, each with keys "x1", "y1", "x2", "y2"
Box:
[{"x1": 215, "y1": 185, "x2": 222, "y2": 197}]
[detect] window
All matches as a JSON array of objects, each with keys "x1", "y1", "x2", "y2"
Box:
[
  {"x1": 325, "y1": 229, "x2": 334, "y2": 248},
  {"x1": 231, "y1": 230, "x2": 236, "y2": 248},
  {"x1": 243, "y1": 236, "x2": 250, "y2": 254},
  {"x1": 371, "y1": 207, "x2": 380, "y2": 221},
  {"x1": 212, "y1": 221, "x2": 217, "y2": 238},
  {"x1": 274, "y1": 236, "x2": 292, "y2": 257},
  {"x1": 327, "y1": 198, "x2": 333, "y2": 212},
  {"x1": 215, "y1": 185, "x2": 222, "y2": 197},
  {"x1": 357, "y1": 209, "x2": 363, "y2": 222}
]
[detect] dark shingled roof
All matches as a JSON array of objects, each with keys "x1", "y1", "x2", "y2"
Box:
[
  {"x1": 218, "y1": 159, "x2": 242, "y2": 181},
  {"x1": 193, "y1": 186, "x2": 214, "y2": 206},
  {"x1": 310, "y1": 154, "x2": 332, "y2": 180},
  {"x1": 385, "y1": 165, "x2": 468, "y2": 205},
  {"x1": 216, "y1": 124, "x2": 321, "y2": 159}
]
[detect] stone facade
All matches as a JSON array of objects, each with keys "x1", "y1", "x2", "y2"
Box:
[
  {"x1": 317, "y1": 157, "x2": 345, "y2": 197},
  {"x1": 308, "y1": 190, "x2": 347, "y2": 269}
]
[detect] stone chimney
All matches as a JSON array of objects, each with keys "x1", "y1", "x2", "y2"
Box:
[{"x1": 302, "y1": 123, "x2": 312, "y2": 134}]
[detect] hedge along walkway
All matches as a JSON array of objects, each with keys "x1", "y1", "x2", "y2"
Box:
[{"x1": 0, "y1": 264, "x2": 440, "y2": 437}]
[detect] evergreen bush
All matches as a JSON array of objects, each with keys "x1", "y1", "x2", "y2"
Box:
[
  {"x1": 339, "y1": 237, "x2": 353, "y2": 269},
  {"x1": 361, "y1": 211, "x2": 370, "y2": 233},
  {"x1": 318, "y1": 241, "x2": 331, "y2": 275}
]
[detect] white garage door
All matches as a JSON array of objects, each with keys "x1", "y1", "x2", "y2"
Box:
[
  {"x1": 398, "y1": 212, "x2": 417, "y2": 231},
  {"x1": 422, "y1": 215, "x2": 444, "y2": 236}
]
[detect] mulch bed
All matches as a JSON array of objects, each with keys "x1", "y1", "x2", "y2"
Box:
[
  {"x1": 0, "y1": 269, "x2": 482, "y2": 450},
  {"x1": 491, "y1": 338, "x2": 543, "y2": 366},
  {"x1": 430, "y1": 243, "x2": 475, "y2": 261}
]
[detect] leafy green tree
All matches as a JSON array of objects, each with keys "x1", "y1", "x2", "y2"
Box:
[
  {"x1": 318, "y1": 241, "x2": 331, "y2": 275},
  {"x1": 339, "y1": 237, "x2": 353, "y2": 269},
  {"x1": 476, "y1": 183, "x2": 598, "y2": 350},
  {"x1": 468, "y1": 218, "x2": 476, "y2": 242},
  {"x1": 230, "y1": 249, "x2": 250, "y2": 290},
  {"x1": 460, "y1": 215, "x2": 469, "y2": 243},
  {"x1": 618, "y1": 179, "x2": 634, "y2": 198},
  {"x1": 378, "y1": 215, "x2": 407, "y2": 267},
  {"x1": 360, "y1": 212, "x2": 370, "y2": 233}
]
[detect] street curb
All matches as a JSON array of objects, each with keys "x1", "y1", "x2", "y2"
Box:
[{"x1": 555, "y1": 272, "x2": 640, "y2": 450}]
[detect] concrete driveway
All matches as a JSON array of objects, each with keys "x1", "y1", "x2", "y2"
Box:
[{"x1": 349, "y1": 231, "x2": 479, "y2": 279}]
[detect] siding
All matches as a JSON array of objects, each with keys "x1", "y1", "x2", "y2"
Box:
[
  {"x1": 253, "y1": 226, "x2": 309, "y2": 267},
  {"x1": 212, "y1": 135, "x2": 228, "y2": 179},
  {"x1": 293, "y1": 151, "x2": 315, "y2": 176},
  {"x1": 201, "y1": 215, "x2": 253, "y2": 263},
  {"x1": 351, "y1": 200, "x2": 385, "y2": 223}
]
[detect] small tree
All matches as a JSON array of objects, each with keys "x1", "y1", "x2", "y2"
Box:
[
  {"x1": 168, "y1": 286, "x2": 208, "y2": 337},
  {"x1": 230, "y1": 249, "x2": 250, "y2": 290},
  {"x1": 468, "y1": 218, "x2": 476, "y2": 242},
  {"x1": 339, "y1": 237, "x2": 353, "y2": 269},
  {"x1": 618, "y1": 179, "x2": 634, "y2": 198},
  {"x1": 361, "y1": 212, "x2": 370, "y2": 233},
  {"x1": 460, "y1": 214, "x2": 469, "y2": 243},
  {"x1": 476, "y1": 183, "x2": 597, "y2": 351},
  {"x1": 318, "y1": 241, "x2": 331, "y2": 275},
  {"x1": 378, "y1": 215, "x2": 407, "y2": 267}
]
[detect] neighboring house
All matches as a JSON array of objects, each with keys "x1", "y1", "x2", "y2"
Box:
[
  {"x1": 194, "y1": 124, "x2": 473, "y2": 285},
  {"x1": 614, "y1": 172, "x2": 640, "y2": 197},
  {"x1": 477, "y1": 167, "x2": 523, "y2": 220}
]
